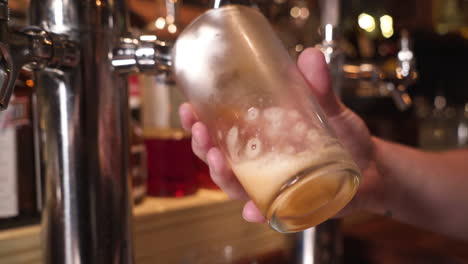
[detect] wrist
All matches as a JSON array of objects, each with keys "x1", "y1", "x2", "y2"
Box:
[
  {"x1": 367, "y1": 136, "x2": 418, "y2": 219},
  {"x1": 362, "y1": 136, "x2": 394, "y2": 216}
]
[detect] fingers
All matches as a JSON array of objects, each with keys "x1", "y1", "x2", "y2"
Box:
[
  {"x1": 242, "y1": 200, "x2": 266, "y2": 223},
  {"x1": 205, "y1": 145, "x2": 263, "y2": 223},
  {"x1": 180, "y1": 103, "x2": 250, "y2": 200},
  {"x1": 180, "y1": 104, "x2": 212, "y2": 162},
  {"x1": 191, "y1": 122, "x2": 213, "y2": 163},
  {"x1": 206, "y1": 148, "x2": 250, "y2": 200},
  {"x1": 297, "y1": 48, "x2": 345, "y2": 118},
  {"x1": 179, "y1": 103, "x2": 198, "y2": 131}
]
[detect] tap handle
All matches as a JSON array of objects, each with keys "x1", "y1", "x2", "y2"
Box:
[
  {"x1": 391, "y1": 29, "x2": 417, "y2": 111},
  {"x1": 396, "y1": 29, "x2": 417, "y2": 82}
]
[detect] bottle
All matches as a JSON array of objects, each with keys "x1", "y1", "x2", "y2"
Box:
[
  {"x1": 195, "y1": 157, "x2": 218, "y2": 190},
  {"x1": 141, "y1": 0, "x2": 208, "y2": 196},
  {"x1": 0, "y1": 71, "x2": 41, "y2": 229},
  {"x1": 142, "y1": 72, "x2": 199, "y2": 197}
]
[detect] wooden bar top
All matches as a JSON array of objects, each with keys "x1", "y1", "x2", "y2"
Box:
[{"x1": 0, "y1": 190, "x2": 289, "y2": 264}]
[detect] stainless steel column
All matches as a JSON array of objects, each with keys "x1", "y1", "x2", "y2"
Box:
[
  {"x1": 30, "y1": 1, "x2": 134, "y2": 263},
  {"x1": 294, "y1": 220, "x2": 343, "y2": 264}
]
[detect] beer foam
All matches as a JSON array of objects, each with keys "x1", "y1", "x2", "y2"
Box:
[
  {"x1": 263, "y1": 107, "x2": 285, "y2": 126},
  {"x1": 293, "y1": 121, "x2": 307, "y2": 136},
  {"x1": 245, "y1": 107, "x2": 260, "y2": 121},
  {"x1": 287, "y1": 110, "x2": 300, "y2": 120},
  {"x1": 231, "y1": 142, "x2": 346, "y2": 211}
]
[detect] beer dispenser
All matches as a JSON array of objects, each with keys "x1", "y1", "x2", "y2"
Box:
[{"x1": 0, "y1": 0, "x2": 169, "y2": 263}]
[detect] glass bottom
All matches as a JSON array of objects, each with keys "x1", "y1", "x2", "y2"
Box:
[{"x1": 267, "y1": 163, "x2": 360, "y2": 233}]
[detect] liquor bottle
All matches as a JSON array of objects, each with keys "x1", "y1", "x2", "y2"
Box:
[
  {"x1": 0, "y1": 71, "x2": 41, "y2": 229},
  {"x1": 195, "y1": 156, "x2": 218, "y2": 190},
  {"x1": 142, "y1": 72, "x2": 199, "y2": 197},
  {"x1": 141, "y1": 0, "x2": 214, "y2": 196}
]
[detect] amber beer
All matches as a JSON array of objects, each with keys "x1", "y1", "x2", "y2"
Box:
[
  {"x1": 230, "y1": 124, "x2": 359, "y2": 232},
  {"x1": 210, "y1": 104, "x2": 360, "y2": 232},
  {"x1": 174, "y1": 5, "x2": 360, "y2": 232}
]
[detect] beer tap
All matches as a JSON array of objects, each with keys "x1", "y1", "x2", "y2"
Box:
[
  {"x1": 341, "y1": 30, "x2": 417, "y2": 111},
  {"x1": 391, "y1": 29, "x2": 417, "y2": 110},
  {"x1": 0, "y1": 0, "x2": 79, "y2": 110},
  {"x1": 112, "y1": 0, "x2": 179, "y2": 75},
  {"x1": 210, "y1": 0, "x2": 255, "y2": 9},
  {"x1": 112, "y1": 35, "x2": 172, "y2": 74},
  {"x1": 313, "y1": 0, "x2": 417, "y2": 111},
  {"x1": 0, "y1": 0, "x2": 171, "y2": 263}
]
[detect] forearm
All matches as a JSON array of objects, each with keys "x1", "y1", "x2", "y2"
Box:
[{"x1": 372, "y1": 137, "x2": 468, "y2": 240}]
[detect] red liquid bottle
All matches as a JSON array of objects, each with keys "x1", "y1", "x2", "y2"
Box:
[
  {"x1": 145, "y1": 129, "x2": 198, "y2": 197},
  {"x1": 140, "y1": 0, "x2": 200, "y2": 196},
  {"x1": 141, "y1": 72, "x2": 199, "y2": 197},
  {"x1": 195, "y1": 158, "x2": 218, "y2": 190}
]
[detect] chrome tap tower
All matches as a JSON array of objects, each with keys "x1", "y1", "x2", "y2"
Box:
[
  {"x1": 32, "y1": 1, "x2": 133, "y2": 263},
  {"x1": 0, "y1": 1, "x2": 168, "y2": 263}
]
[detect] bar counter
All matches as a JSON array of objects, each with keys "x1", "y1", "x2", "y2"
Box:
[
  {"x1": 2, "y1": 190, "x2": 468, "y2": 264},
  {"x1": 0, "y1": 190, "x2": 289, "y2": 264}
]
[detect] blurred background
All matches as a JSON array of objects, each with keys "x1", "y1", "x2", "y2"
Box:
[
  {"x1": 127, "y1": 0, "x2": 468, "y2": 150},
  {"x1": 0, "y1": 0, "x2": 467, "y2": 263}
]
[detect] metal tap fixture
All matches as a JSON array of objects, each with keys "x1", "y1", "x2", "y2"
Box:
[
  {"x1": 210, "y1": 0, "x2": 254, "y2": 9},
  {"x1": 315, "y1": 0, "x2": 417, "y2": 112},
  {"x1": 112, "y1": 36, "x2": 172, "y2": 74},
  {"x1": 0, "y1": 2, "x2": 78, "y2": 109},
  {"x1": 341, "y1": 31, "x2": 417, "y2": 111},
  {"x1": 0, "y1": 0, "x2": 171, "y2": 263},
  {"x1": 317, "y1": 24, "x2": 345, "y2": 99},
  {"x1": 294, "y1": 220, "x2": 343, "y2": 264}
]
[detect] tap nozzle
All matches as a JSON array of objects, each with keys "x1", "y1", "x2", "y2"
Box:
[
  {"x1": 112, "y1": 35, "x2": 172, "y2": 74},
  {"x1": 0, "y1": 21, "x2": 79, "y2": 110},
  {"x1": 390, "y1": 29, "x2": 417, "y2": 111},
  {"x1": 136, "y1": 36, "x2": 172, "y2": 73}
]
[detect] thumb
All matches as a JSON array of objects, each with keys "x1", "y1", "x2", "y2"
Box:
[{"x1": 297, "y1": 48, "x2": 345, "y2": 117}]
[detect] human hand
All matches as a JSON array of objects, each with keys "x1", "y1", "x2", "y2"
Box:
[{"x1": 179, "y1": 48, "x2": 383, "y2": 223}]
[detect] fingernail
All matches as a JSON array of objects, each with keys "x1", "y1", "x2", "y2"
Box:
[{"x1": 242, "y1": 210, "x2": 259, "y2": 222}]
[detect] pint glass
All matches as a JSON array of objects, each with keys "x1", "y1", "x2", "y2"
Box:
[{"x1": 173, "y1": 5, "x2": 360, "y2": 232}]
